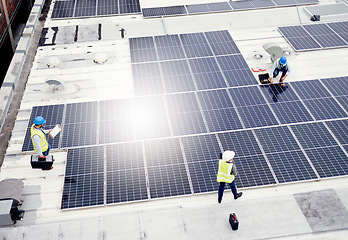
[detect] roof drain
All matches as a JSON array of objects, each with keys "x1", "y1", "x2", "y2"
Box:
[
  {"x1": 45, "y1": 79, "x2": 65, "y2": 92},
  {"x1": 93, "y1": 53, "x2": 108, "y2": 64}
]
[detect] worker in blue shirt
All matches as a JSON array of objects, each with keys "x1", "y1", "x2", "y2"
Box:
[
  {"x1": 217, "y1": 151, "x2": 242, "y2": 203},
  {"x1": 30, "y1": 116, "x2": 51, "y2": 159},
  {"x1": 269, "y1": 56, "x2": 291, "y2": 84}
]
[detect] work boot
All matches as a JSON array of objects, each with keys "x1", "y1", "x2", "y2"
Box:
[
  {"x1": 234, "y1": 192, "x2": 242, "y2": 200},
  {"x1": 218, "y1": 198, "x2": 222, "y2": 203}
]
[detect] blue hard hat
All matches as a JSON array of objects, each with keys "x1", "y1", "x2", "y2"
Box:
[
  {"x1": 33, "y1": 116, "x2": 46, "y2": 125},
  {"x1": 279, "y1": 56, "x2": 287, "y2": 65}
]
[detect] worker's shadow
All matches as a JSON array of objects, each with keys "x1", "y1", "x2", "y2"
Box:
[{"x1": 264, "y1": 83, "x2": 289, "y2": 103}]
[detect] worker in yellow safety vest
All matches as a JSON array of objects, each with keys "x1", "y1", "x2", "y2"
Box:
[
  {"x1": 31, "y1": 116, "x2": 51, "y2": 159},
  {"x1": 217, "y1": 151, "x2": 242, "y2": 203},
  {"x1": 269, "y1": 56, "x2": 291, "y2": 84}
]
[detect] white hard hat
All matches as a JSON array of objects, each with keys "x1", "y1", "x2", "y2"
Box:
[{"x1": 222, "y1": 151, "x2": 235, "y2": 162}]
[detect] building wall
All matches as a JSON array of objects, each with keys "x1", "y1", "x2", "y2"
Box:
[{"x1": 0, "y1": 0, "x2": 22, "y2": 44}]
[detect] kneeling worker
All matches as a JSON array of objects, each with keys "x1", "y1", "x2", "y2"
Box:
[
  {"x1": 31, "y1": 116, "x2": 52, "y2": 160},
  {"x1": 217, "y1": 151, "x2": 242, "y2": 203},
  {"x1": 269, "y1": 56, "x2": 291, "y2": 84}
]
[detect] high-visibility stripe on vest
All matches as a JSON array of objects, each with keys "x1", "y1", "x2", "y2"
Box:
[
  {"x1": 216, "y1": 159, "x2": 235, "y2": 183},
  {"x1": 30, "y1": 124, "x2": 48, "y2": 153},
  {"x1": 276, "y1": 58, "x2": 287, "y2": 68}
]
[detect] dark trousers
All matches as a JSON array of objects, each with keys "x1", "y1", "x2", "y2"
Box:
[
  {"x1": 42, "y1": 143, "x2": 51, "y2": 156},
  {"x1": 218, "y1": 180, "x2": 237, "y2": 200},
  {"x1": 273, "y1": 66, "x2": 288, "y2": 80}
]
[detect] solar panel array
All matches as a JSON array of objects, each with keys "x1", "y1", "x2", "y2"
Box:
[
  {"x1": 23, "y1": 31, "x2": 348, "y2": 209},
  {"x1": 51, "y1": 0, "x2": 141, "y2": 19},
  {"x1": 279, "y1": 21, "x2": 348, "y2": 51},
  {"x1": 142, "y1": 0, "x2": 319, "y2": 18}
]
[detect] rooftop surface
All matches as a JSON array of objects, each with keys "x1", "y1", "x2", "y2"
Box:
[{"x1": 1, "y1": 0, "x2": 348, "y2": 239}]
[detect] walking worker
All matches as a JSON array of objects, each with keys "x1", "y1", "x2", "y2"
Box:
[
  {"x1": 217, "y1": 151, "x2": 243, "y2": 203},
  {"x1": 31, "y1": 116, "x2": 51, "y2": 159},
  {"x1": 269, "y1": 56, "x2": 291, "y2": 84}
]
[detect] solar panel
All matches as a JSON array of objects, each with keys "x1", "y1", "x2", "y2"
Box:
[
  {"x1": 129, "y1": 37, "x2": 157, "y2": 63},
  {"x1": 74, "y1": 0, "x2": 96, "y2": 17},
  {"x1": 321, "y1": 76, "x2": 348, "y2": 96},
  {"x1": 160, "y1": 60, "x2": 195, "y2": 93},
  {"x1": 336, "y1": 96, "x2": 348, "y2": 111},
  {"x1": 188, "y1": 57, "x2": 227, "y2": 90},
  {"x1": 295, "y1": 0, "x2": 319, "y2": 5},
  {"x1": 205, "y1": 30, "x2": 240, "y2": 55},
  {"x1": 144, "y1": 138, "x2": 191, "y2": 198},
  {"x1": 186, "y1": 4, "x2": 210, "y2": 14},
  {"x1": 290, "y1": 122, "x2": 338, "y2": 149},
  {"x1": 65, "y1": 102, "x2": 98, "y2": 123},
  {"x1": 255, "y1": 126, "x2": 300, "y2": 153},
  {"x1": 251, "y1": 0, "x2": 276, "y2": 8},
  {"x1": 217, "y1": 54, "x2": 250, "y2": 70},
  {"x1": 326, "y1": 119, "x2": 348, "y2": 145},
  {"x1": 327, "y1": 21, "x2": 348, "y2": 43},
  {"x1": 302, "y1": 98, "x2": 347, "y2": 120},
  {"x1": 278, "y1": 26, "x2": 321, "y2": 51},
  {"x1": 142, "y1": 7, "x2": 165, "y2": 18},
  {"x1": 234, "y1": 155, "x2": 276, "y2": 188},
  {"x1": 97, "y1": 0, "x2": 118, "y2": 15},
  {"x1": 155, "y1": 35, "x2": 186, "y2": 61},
  {"x1": 187, "y1": 160, "x2": 218, "y2": 193},
  {"x1": 106, "y1": 142, "x2": 144, "y2": 171},
  {"x1": 237, "y1": 104, "x2": 279, "y2": 128},
  {"x1": 132, "y1": 62, "x2": 165, "y2": 96},
  {"x1": 269, "y1": 101, "x2": 314, "y2": 124},
  {"x1": 229, "y1": 86, "x2": 265, "y2": 106},
  {"x1": 266, "y1": 150, "x2": 318, "y2": 183},
  {"x1": 65, "y1": 146, "x2": 104, "y2": 176},
  {"x1": 61, "y1": 173, "x2": 104, "y2": 209},
  {"x1": 305, "y1": 146, "x2": 348, "y2": 178},
  {"x1": 272, "y1": 0, "x2": 297, "y2": 6},
  {"x1": 230, "y1": 1, "x2": 255, "y2": 10},
  {"x1": 163, "y1": 5, "x2": 187, "y2": 16},
  {"x1": 302, "y1": 24, "x2": 347, "y2": 48},
  {"x1": 205, "y1": 107, "x2": 244, "y2": 132},
  {"x1": 119, "y1": 0, "x2": 141, "y2": 14},
  {"x1": 291, "y1": 80, "x2": 331, "y2": 99},
  {"x1": 207, "y1": 2, "x2": 232, "y2": 12},
  {"x1": 51, "y1": 0, "x2": 75, "y2": 19},
  {"x1": 22, "y1": 104, "x2": 64, "y2": 152},
  {"x1": 260, "y1": 84, "x2": 300, "y2": 103},
  {"x1": 218, "y1": 130, "x2": 263, "y2": 157},
  {"x1": 179, "y1": 32, "x2": 213, "y2": 58}
]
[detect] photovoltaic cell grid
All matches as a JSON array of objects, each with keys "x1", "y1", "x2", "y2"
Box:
[
  {"x1": 279, "y1": 21, "x2": 348, "y2": 51},
  {"x1": 51, "y1": 0, "x2": 140, "y2": 19},
  {"x1": 142, "y1": 0, "x2": 319, "y2": 18}
]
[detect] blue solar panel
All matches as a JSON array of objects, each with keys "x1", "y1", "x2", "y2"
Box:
[
  {"x1": 237, "y1": 104, "x2": 279, "y2": 128},
  {"x1": 278, "y1": 26, "x2": 321, "y2": 51},
  {"x1": 266, "y1": 150, "x2": 318, "y2": 183},
  {"x1": 188, "y1": 57, "x2": 227, "y2": 90},
  {"x1": 205, "y1": 30, "x2": 240, "y2": 55},
  {"x1": 326, "y1": 120, "x2": 348, "y2": 145},
  {"x1": 255, "y1": 126, "x2": 300, "y2": 153},
  {"x1": 132, "y1": 62, "x2": 165, "y2": 96},
  {"x1": 251, "y1": 0, "x2": 276, "y2": 8},
  {"x1": 235, "y1": 155, "x2": 276, "y2": 188},
  {"x1": 270, "y1": 101, "x2": 313, "y2": 124},
  {"x1": 97, "y1": 0, "x2": 118, "y2": 15},
  {"x1": 74, "y1": 0, "x2": 96, "y2": 17},
  {"x1": 327, "y1": 21, "x2": 348, "y2": 43},
  {"x1": 291, "y1": 80, "x2": 332, "y2": 99},
  {"x1": 260, "y1": 84, "x2": 300, "y2": 103},
  {"x1": 180, "y1": 32, "x2": 213, "y2": 58},
  {"x1": 336, "y1": 96, "x2": 348, "y2": 111},
  {"x1": 187, "y1": 160, "x2": 218, "y2": 193},
  {"x1": 305, "y1": 146, "x2": 348, "y2": 178},
  {"x1": 119, "y1": 0, "x2": 141, "y2": 14},
  {"x1": 155, "y1": 35, "x2": 186, "y2": 61},
  {"x1": 321, "y1": 76, "x2": 348, "y2": 96},
  {"x1": 163, "y1": 5, "x2": 187, "y2": 16},
  {"x1": 272, "y1": 0, "x2": 297, "y2": 6},
  {"x1": 129, "y1": 37, "x2": 157, "y2": 63},
  {"x1": 142, "y1": 7, "x2": 165, "y2": 18},
  {"x1": 218, "y1": 130, "x2": 263, "y2": 157},
  {"x1": 202, "y1": 107, "x2": 243, "y2": 132},
  {"x1": 303, "y1": 98, "x2": 347, "y2": 120},
  {"x1": 229, "y1": 86, "x2": 265, "y2": 107},
  {"x1": 51, "y1": 0, "x2": 76, "y2": 19},
  {"x1": 302, "y1": 24, "x2": 347, "y2": 48},
  {"x1": 160, "y1": 60, "x2": 196, "y2": 93},
  {"x1": 230, "y1": 0, "x2": 255, "y2": 10},
  {"x1": 207, "y1": 2, "x2": 232, "y2": 12},
  {"x1": 186, "y1": 4, "x2": 210, "y2": 14},
  {"x1": 291, "y1": 122, "x2": 338, "y2": 149}
]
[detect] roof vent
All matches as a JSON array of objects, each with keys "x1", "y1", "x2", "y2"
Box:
[
  {"x1": 46, "y1": 57, "x2": 61, "y2": 67},
  {"x1": 262, "y1": 42, "x2": 283, "y2": 63},
  {"x1": 45, "y1": 79, "x2": 65, "y2": 92},
  {"x1": 93, "y1": 53, "x2": 108, "y2": 64}
]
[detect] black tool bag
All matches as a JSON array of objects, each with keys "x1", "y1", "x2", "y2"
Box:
[
  {"x1": 31, "y1": 155, "x2": 54, "y2": 170},
  {"x1": 229, "y1": 213, "x2": 239, "y2": 230},
  {"x1": 258, "y1": 73, "x2": 270, "y2": 84}
]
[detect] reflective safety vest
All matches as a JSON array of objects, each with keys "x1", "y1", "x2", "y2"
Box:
[
  {"x1": 216, "y1": 159, "x2": 235, "y2": 183},
  {"x1": 276, "y1": 58, "x2": 287, "y2": 69},
  {"x1": 30, "y1": 124, "x2": 48, "y2": 153}
]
